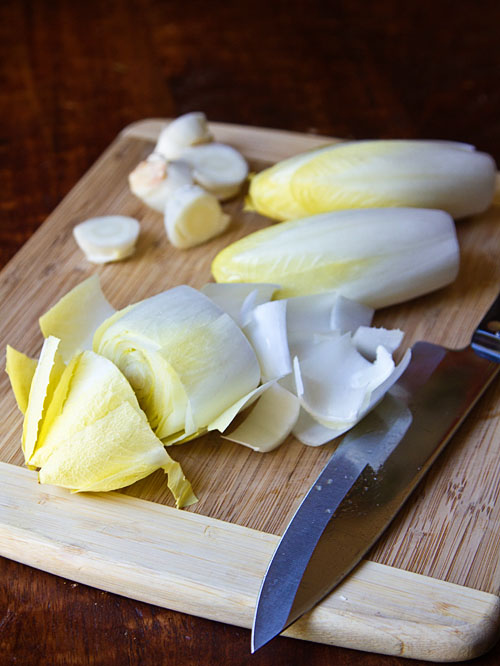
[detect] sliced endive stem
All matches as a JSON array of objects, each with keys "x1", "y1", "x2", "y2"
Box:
[
  {"x1": 179, "y1": 143, "x2": 249, "y2": 200},
  {"x1": 73, "y1": 215, "x2": 140, "y2": 264},
  {"x1": 247, "y1": 139, "x2": 496, "y2": 221},
  {"x1": 155, "y1": 112, "x2": 213, "y2": 160},
  {"x1": 212, "y1": 207, "x2": 460, "y2": 308},
  {"x1": 165, "y1": 184, "x2": 230, "y2": 249},
  {"x1": 128, "y1": 156, "x2": 194, "y2": 213}
]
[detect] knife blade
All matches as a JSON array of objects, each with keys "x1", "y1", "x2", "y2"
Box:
[{"x1": 251, "y1": 291, "x2": 500, "y2": 652}]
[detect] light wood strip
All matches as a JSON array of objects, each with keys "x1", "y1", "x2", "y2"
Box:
[{"x1": 0, "y1": 462, "x2": 498, "y2": 662}]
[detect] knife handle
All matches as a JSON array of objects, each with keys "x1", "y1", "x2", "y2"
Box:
[{"x1": 471, "y1": 291, "x2": 500, "y2": 363}]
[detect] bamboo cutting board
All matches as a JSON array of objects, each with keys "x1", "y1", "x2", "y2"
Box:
[{"x1": 1, "y1": 120, "x2": 500, "y2": 662}]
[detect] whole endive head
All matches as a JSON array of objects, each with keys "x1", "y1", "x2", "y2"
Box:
[
  {"x1": 212, "y1": 207, "x2": 460, "y2": 309},
  {"x1": 246, "y1": 140, "x2": 497, "y2": 221}
]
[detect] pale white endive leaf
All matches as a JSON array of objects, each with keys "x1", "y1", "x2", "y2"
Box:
[
  {"x1": 208, "y1": 381, "x2": 275, "y2": 433},
  {"x1": 243, "y1": 300, "x2": 292, "y2": 381},
  {"x1": 293, "y1": 335, "x2": 396, "y2": 428},
  {"x1": 293, "y1": 341, "x2": 365, "y2": 426},
  {"x1": 223, "y1": 384, "x2": 300, "y2": 452},
  {"x1": 353, "y1": 326, "x2": 404, "y2": 360},
  {"x1": 293, "y1": 347, "x2": 412, "y2": 446},
  {"x1": 284, "y1": 291, "x2": 374, "y2": 358},
  {"x1": 293, "y1": 408, "x2": 353, "y2": 447},
  {"x1": 201, "y1": 282, "x2": 278, "y2": 324}
]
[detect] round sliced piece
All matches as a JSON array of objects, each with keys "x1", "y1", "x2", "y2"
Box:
[
  {"x1": 165, "y1": 184, "x2": 230, "y2": 249},
  {"x1": 180, "y1": 143, "x2": 249, "y2": 200},
  {"x1": 73, "y1": 215, "x2": 140, "y2": 263}
]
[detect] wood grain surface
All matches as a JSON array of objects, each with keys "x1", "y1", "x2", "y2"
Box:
[{"x1": 1, "y1": 1, "x2": 500, "y2": 665}]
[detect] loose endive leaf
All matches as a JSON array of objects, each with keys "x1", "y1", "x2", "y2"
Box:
[
  {"x1": 30, "y1": 350, "x2": 144, "y2": 469},
  {"x1": 40, "y1": 274, "x2": 115, "y2": 362},
  {"x1": 293, "y1": 348, "x2": 412, "y2": 446},
  {"x1": 353, "y1": 326, "x2": 404, "y2": 360},
  {"x1": 212, "y1": 207, "x2": 460, "y2": 308},
  {"x1": 201, "y1": 282, "x2": 278, "y2": 324},
  {"x1": 22, "y1": 336, "x2": 65, "y2": 464},
  {"x1": 223, "y1": 383, "x2": 300, "y2": 452},
  {"x1": 5, "y1": 345, "x2": 38, "y2": 414},
  {"x1": 243, "y1": 300, "x2": 292, "y2": 381},
  {"x1": 293, "y1": 335, "x2": 395, "y2": 428},
  {"x1": 208, "y1": 381, "x2": 275, "y2": 433},
  {"x1": 247, "y1": 139, "x2": 496, "y2": 221},
  {"x1": 284, "y1": 291, "x2": 374, "y2": 354}
]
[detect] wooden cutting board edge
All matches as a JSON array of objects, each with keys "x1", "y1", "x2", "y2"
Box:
[
  {"x1": 1, "y1": 462, "x2": 499, "y2": 662},
  {"x1": 1, "y1": 118, "x2": 499, "y2": 661}
]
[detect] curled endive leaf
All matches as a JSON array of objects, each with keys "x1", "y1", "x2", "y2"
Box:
[
  {"x1": 40, "y1": 274, "x2": 115, "y2": 362},
  {"x1": 93, "y1": 285, "x2": 261, "y2": 441},
  {"x1": 212, "y1": 207, "x2": 460, "y2": 308},
  {"x1": 246, "y1": 139, "x2": 496, "y2": 221}
]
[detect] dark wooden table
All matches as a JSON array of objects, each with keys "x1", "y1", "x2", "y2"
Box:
[{"x1": 1, "y1": 1, "x2": 500, "y2": 664}]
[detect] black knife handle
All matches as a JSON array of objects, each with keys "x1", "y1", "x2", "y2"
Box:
[{"x1": 471, "y1": 290, "x2": 500, "y2": 363}]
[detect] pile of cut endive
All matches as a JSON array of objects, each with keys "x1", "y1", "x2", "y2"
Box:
[
  {"x1": 6, "y1": 124, "x2": 498, "y2": 506},
  {"x1": 6, "y1": 275, "x2": 412, "y2": 505}
]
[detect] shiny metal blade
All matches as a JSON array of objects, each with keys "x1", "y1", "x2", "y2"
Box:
[{"x1": 252, "y1": 341, "x2": 499, "y2": 652}]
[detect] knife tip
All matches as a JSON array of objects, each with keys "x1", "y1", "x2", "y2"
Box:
[
  {"x1": 251, "y1": 619, "x2": 285, "y2": 653},
  {"x1": 250, "y1": 630, "x2": 272, "y2": 654}
]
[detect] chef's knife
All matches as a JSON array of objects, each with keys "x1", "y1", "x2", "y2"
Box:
[{"x1": 252, "y1": 292, "x2": 500, "y2": 652}]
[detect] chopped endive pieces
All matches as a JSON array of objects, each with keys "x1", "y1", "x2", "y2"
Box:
[
  {"x1": 39, "y1": 274, "x2": 115, "y2": 362},
  {"x1": 128, "y1": 155, "x2": 193, "y2": 213},
  {"x1": 293, "y1": 335, "x2": 396, "y2": 429},
  {"x1": 73, "y1": 216, "x2": 140, "y2": 264},
  {"x1": 7, "y1": 273, "x2": 417, "y2": 505},
  {"x1": 223, "y1": 384, "x2": 300, "y2": 452},
  {"x1": 38, "y1": 401, "x2": 197, "y2": 508},
  {"x1": 93, "y1": 285, "x2": 261, "y2": 441},
  {"x1": 292, "y1": 346, "x2": 412, "y2": 446},
  {"x1": 5, "y1": 345, "x2": 38, "y2": 414},
  {"x1": 155, "y1": 112, "x2": 213, "y2": 160},
  {"x1": 179, "y1": 143, "x2": 249, "y2": 200},
  {"x1": 212, "y1": 207, "x2": 460, "y2": 308},
  {"x1": 165, "y1": 184, "x2": 230, "y2": 249},
  {"x1": 246, "y1": 139, "x2": 497, "y2": 221}
]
